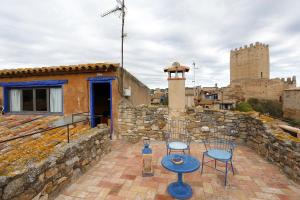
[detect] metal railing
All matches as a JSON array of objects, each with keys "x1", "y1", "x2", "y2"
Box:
[
  {"x1": 71, "y1": 112, "x2": 102, "y2": 124},
  {"x1": 0, "y1": 112, "x2": 103, "y2": 145},
  {"x1": 0, "y1": 119, "x2": 88, "y2": 144}
]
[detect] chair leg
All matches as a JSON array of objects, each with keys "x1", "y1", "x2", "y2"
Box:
[
  {"x1": 231, "y1": 159, "x2": 235, "y2": 175},
  {"x1": 225, "y1": 161, "x2": 228, "y2": 186},
  {"x1": 214, "y1": 160, "x2": 217, "y2": 169},
  {"x1": 201, "y1": 153, "x2": 205, "y2": 174}
]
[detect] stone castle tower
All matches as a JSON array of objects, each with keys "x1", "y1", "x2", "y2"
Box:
[{"x1": 230, "y1": 42, "x2": 270, "y2": 83}]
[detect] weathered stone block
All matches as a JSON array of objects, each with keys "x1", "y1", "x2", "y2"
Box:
[
  {"x1": 45, "y1": 168, "x2": 59, "y2": 179},
  {"x1": 3, "y1": 177, "x2": 25, "y2": 199}
]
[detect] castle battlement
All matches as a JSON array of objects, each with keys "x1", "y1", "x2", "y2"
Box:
[
  {"x1": 231, "y1": 42, "x2": 269, "y2": 54},
  {"x1": 278, "y1": 76, "x2": 297, "y2": 85}
]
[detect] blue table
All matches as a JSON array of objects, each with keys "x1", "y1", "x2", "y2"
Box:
[{"x1": 161, "y1": 154, "x2": 200, "y2": 199}]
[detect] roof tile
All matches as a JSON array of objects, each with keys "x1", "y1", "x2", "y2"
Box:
[{"x1": 0, "y1": 63, "x2": 120, "y2": 78}]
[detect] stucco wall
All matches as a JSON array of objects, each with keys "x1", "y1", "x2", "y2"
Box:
[
  {"x1": 0, "y1": 72, "x2": 121, "y2": 135},
  {"x1": 185, "y1": 95, "x2": 194, "y2": 107},
  {"x1": 0, "y1": 68, "x2": 152, "y2": 134},
  {"x1": 168, "y1": 79, "x2": 185, "y2": 116},
  {"x1": 283, "y1": 89, "x2": 300, "y2": 120},
  {"x1": 122, "y1": 69, "x2": 150, "y2": 106}
]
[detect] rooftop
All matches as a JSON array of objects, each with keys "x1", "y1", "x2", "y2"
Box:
[
  {"x1": 0, "y1": 115, "x2": 90, "y2": 176},
  {"x1": 0, "y1": 62, "x2": 119, "y2": 78},
  {"x1": 57, "y1": 140, "x2": 300, "y2": 200}
]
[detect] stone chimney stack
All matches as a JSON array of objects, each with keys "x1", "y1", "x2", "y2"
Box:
[{"x1": 164, "y1": 62, "x2": 189, "y2": 118}]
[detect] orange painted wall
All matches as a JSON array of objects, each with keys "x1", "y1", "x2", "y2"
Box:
[{"x1": 0, "y1": 72, "x2": 121, "y2": 129}]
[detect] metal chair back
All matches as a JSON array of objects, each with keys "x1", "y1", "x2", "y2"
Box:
[
  {"x1": 203, "y1": 128, "x2": 237, "y2": 153},
  {"x1": 166, "y1": 120, "x2": 189, "y2": 143}
]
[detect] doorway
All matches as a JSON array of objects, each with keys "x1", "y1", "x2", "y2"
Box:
[{"x1": 90, "y1": 81, "x2": 112, "y2": 137}]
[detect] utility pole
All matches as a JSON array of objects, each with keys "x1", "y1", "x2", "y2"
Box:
[
  {"x1": 101, "y1": 0, "x2": 126, "y2": 96},
  {"x1": 120, "y1": 0, "x2": 125, "y2": 96}
]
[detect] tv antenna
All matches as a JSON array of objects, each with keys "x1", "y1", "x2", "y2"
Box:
[
  {"x1": 192, "y1": 61, "x2": 198, "y2": 99},
  {"x1": 101, "y1": 0, "x2": 126, "y2": 95}
]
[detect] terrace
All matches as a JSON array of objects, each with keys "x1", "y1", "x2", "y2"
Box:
[
  {"x1": 0, "y1": 105, "x2": 299, "y2": 200},
  {"x1": 56, "y1": 140, "x2": 300, "y2": 200}
]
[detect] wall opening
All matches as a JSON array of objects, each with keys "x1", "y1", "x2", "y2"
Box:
[{"x1": 92, "y1": 82, "x2": 111, "y2": 127}]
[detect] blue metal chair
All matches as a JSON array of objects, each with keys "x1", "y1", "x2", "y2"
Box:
[
  {"x1": 201, "y1": 129, "x2": 237, "y2": 186},
  {"x1": 165, "y1": 120, "x2": 191, "y2": 155}
]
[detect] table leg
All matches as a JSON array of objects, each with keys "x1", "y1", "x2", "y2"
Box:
[
  {"x1": 178, "y1": 172, "x2": 183, "y2": 184},
  {"x1": 167, "y1": 172, "x2": 192, "y2": 199}
]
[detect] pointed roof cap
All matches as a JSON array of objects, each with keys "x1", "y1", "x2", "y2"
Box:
[{"x1": 164, "y1": 62, "x2": 189, "y2": 72}]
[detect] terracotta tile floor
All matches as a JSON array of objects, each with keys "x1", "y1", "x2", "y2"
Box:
[{"x1": 57, "y1": 140, "x2": 300, "y2": 200}]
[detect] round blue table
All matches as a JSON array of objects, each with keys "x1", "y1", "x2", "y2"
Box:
[{"x1": 161, "y1": 154, "x2": 200, "y2": 200}]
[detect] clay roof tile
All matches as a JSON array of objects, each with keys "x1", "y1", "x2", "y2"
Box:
[{"x1": 0, "y1": 62, "x2": 119, "y2": 77}]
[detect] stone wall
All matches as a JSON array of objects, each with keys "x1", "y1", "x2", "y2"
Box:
[
  {"x1": 117, "y1": 103, "x2": 300, "y2": 182},
  {"x1": 118, "y1": 103, "x2": 168, "y2": 142},
  {"x1": 0, "y1": 125, "x2": 111, "y2": 200}
]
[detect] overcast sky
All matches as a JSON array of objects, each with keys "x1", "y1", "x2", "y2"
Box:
[{"x1": 0, "y1": 0, "x2": 299, "y2": 88}]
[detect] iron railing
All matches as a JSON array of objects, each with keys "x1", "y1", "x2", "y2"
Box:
[
  {"x1": 0, "y1": 113, "x2": 103, "y2": 144},
  {"x1": 71, "y1": 112, "x2": 102, "y2": 124}
]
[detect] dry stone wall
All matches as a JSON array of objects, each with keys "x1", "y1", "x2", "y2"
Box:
[
  {"x1": 117, "y1": 103, "x2": 300, "y2": 182},
  {"x1": 0, "y1": 125, "x2": 111, "y2": 200}
]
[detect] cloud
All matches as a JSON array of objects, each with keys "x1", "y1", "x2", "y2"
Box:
[{"x1": 0, "y1": 0, "x2": 299, "y2": 88}]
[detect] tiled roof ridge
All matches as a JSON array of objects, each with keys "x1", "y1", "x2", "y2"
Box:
[{"x1": 0, "y1": 62, "x2": 120, "y2": 77}]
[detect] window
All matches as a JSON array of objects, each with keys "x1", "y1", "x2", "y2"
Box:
[
  {"x1": 22, "y1": 89, "x2": 34, "y2": 111},
  {"x1": 50, "y1": 88, "x2": 62, "y2": 112},
  {"x1": 9, "y1": 87, "x2": 62, "y2": 113},
  {"x1": 10, "y1": 89, "x2": 21, "y2": 112},
  {"x1": 36, "y1": 89, "x2": 48, "y2": 111}
]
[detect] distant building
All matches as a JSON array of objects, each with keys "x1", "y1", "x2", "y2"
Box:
[
  {"x1": 0, "y1": 63, "x2": 150, "y2": 135},
  {"x1": 283, "y1": 88, "x2": 300, "y2": 120},
  {"x1": 224, "y1": 42, "x2": 296, "y2": 102},
  {"x1": 150, "y1": 88, "x2": 167, "y2": 105},
  {"x1": 185, "y1": 87, "x2": 195, "y2": 107},
  {"x1": 194, "y1": 85, "x2": 222, "y2": 109},
  {"x1": 230, "y1": 42, "x2": 269, "y2": 83}
]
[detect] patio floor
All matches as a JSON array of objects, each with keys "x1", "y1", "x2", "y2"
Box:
[{"x1": 56, "y1": 140, "x2": 300, "y2": 200}]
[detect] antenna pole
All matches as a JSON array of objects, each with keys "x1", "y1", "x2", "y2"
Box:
[
  {"x1": 101, "y1": 0, "x2": 126, "y2": 96},
  {"x1": 120, "y1": 0, "x2": 125, "y2": 96},
  {"x1": 192, "y1": 61, "x2": 198, "y2": 106}
]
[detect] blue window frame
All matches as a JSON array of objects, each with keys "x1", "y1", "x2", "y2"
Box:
[{"x1": 0, "y1": 80, "x2": 67, "y2": 114}]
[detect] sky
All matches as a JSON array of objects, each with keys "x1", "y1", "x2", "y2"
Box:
[{"x1": 0, "y1": 0, "x2": 299, "y2": 89}]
